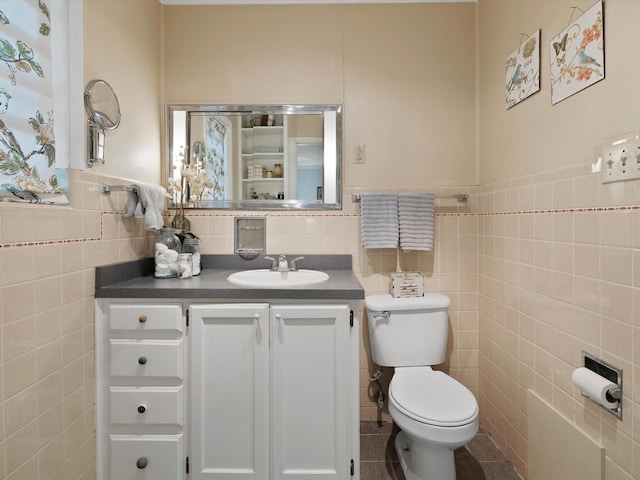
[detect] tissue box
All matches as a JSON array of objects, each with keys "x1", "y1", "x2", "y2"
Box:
[{"x1": 390, "y1": 272, "x2": 424, "y2": 298}]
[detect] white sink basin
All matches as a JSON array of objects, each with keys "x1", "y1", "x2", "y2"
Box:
[{"x1": 227, "y1": 269, "x2": 329, "y2": 287}]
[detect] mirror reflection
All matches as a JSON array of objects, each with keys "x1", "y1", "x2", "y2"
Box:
[{"x1": 167, "y1": 105, "x2": 342, "y2": 210}]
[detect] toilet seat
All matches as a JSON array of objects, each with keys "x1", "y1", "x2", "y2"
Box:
[{"x1": 389, "y1": 367, "x2": 478, "y2": 427}]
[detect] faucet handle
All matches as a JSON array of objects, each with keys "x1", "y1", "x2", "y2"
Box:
[
  {"x1": 264, "y1": 256, "x2": 278, "y2": 271},
  {"x1": 289, "y1": 256, "x2": 304, "y2": 271}
]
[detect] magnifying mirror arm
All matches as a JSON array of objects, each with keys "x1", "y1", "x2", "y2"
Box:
[{"x1": 87, "y1": 120, "x2": 106, "y2": 168}]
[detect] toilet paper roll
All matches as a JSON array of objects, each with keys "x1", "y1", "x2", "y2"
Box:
[{"x1": 571, "y1": 367, "x2": 618, "y2": 409}]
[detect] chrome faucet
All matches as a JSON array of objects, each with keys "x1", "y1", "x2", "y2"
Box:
[
  {"x1": 264, "y1": 255, "x2": 304, "y2": 272},
  {"x1": 288, "y1": 256, "x2": 304, "y2": 271}
]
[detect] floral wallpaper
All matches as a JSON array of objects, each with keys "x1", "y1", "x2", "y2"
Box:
[{"x1": 0, "y1": 0, "x2": 68, "y2": 204}]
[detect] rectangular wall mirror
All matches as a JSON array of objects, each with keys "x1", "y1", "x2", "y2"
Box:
[{"x1": 167, "y1": 104, "x2": 342, "y2": 210}]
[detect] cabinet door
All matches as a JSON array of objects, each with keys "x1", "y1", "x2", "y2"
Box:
[
  {"x1": 270, "y1": 305, "x2": 350, "y2": 480},
  {"x1": 190, "y1": 304, "x2": 270, "y2": 480}
]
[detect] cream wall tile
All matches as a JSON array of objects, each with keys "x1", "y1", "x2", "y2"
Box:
[
  {"x1": 5, "y1": 450, "x2": 37, "y2": 480},
  {"x1": 36, "y1": 341, "x2": 62, "y2": 381},
  {"x1": 534, "y1": 182, "x2": 553, "y2": 211},
  {"x1": 37, "y1": 402, "x2": 63, "y2": 448},
  {"x1": 59, "y1": 210, "x2": 84, "y2": 241},
  {"x1": 60, "y1": 272, "x2": 85, "y2": 306},
  {"x1": 600, "y1": 247, "x2": 632, "y2": 285},
  {"x1": 1, "y1": 246, "x2": 35, "y2": 286},
  {"x1": 36, "y1": 372, "x2": 63, "y2": 415},
  {"x1": 34, "y1": 277, "x2": 61, "y2": 314},
  {"x1": 34, "y1": 244, "x2": 61, "y2": 279},
  {"x1": 574, "y1": 245, "x2": 599, "y2": 278},
  {"x1": 60, "y1": 243, "x2": 84, "y2": 274},
  {"x1": 1, "y1": 206, "x2": 35, "y2": 245},
  {"x1": 4, "y1": 420, "x2": 38, "y2": 474},
  {"x1": 4, "y1": 386, "x2": 37, "y2": 438},
  {"x1": 574, "y1": 212, "x2": 600, "y2": 245},
  {"x1": 63, "y1": 358, "x2": 84, "y2": 396},
  {"x1": 600, "y1": 282, "x2": 632, "y2": 324},
  {"x1": 35, "y1": 309, "x2": 61, "y2": 347},
  {"x1": 38, "y1": 432, "x2": 64, "y2": 479},
  {"x1": 4, "y1": 351, "x2": 36, "y2": 399},
  {"x1": 601, "y1": 210, "x2": 632, "y2": 248},
  {"x1": 3, "y1": 317, "x2": 35, "y2": 361}
]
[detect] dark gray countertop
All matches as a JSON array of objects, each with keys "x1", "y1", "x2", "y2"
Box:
[{"x1": 95, "y1": 255, "x2": 365, "y2": 300}]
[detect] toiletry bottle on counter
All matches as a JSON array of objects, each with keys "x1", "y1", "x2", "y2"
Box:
[
  {"x1": 182, "y1": 237, "x2": 201, "y2": 275},
  {"x1": 154, "y1": 228, "x2": 181, "y2": 278}
]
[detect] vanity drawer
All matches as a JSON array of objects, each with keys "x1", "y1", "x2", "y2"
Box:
[
  {"x1": 108, "y1": 303, "x2": 183, "y2": 335},
  {"x1": 110, "y1": 386, "x2": 184, "y2": 427},
  {"x1": 110, "y1": 434, "x2": 184, "y2": 480},
  {"x1": 110, "y1": 339, "x2": 184, "y2": 381}
]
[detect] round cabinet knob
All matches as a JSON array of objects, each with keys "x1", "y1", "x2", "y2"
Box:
[
  {"x1": 136, "y1": 457, "x2": 148, "y2": 469},
  {"x1": 138, "y1": 356, "x2": 147, "y2": 365},
  {"x1": 138, "y1": 315, "x2": 147, "y2": 323},
  {"x1": 137, "y1": 404, "x2": 146, "y2": 414}
]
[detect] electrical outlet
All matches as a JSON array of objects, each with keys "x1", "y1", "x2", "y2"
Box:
[
  {"x1": 600, "y1": 131, "x2": 640, "y2": 184},
  {"x1": 354, "y1": 144, "x2": 365, "y2": 164}
]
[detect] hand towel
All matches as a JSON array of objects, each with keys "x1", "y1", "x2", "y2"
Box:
[
  {"x1": 122, "y1": 190, "x2": 139, "y2": 217},
  {"x1": 361, "y1": 193, "x2": 399, "y2": 249},
  {"x1": 398, "y1": 193, "x2": 435, "y2": 251},
  {"x1": 131, "y1": 183, "x2": 167, "y2": 231}
]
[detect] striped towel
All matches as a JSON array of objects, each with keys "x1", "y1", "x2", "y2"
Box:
[
  {"x1": 398, "y1": 193, "x2": 435, "y2": 251},
  {"x1": 361, "y1": 193, "x2": 399, "y2": 249}
]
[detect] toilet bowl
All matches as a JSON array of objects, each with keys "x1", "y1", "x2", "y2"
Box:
[
  {"x1": 388, "y1": 367, "x2": 478, "y2": 480},
  {"x1": 365, "y1": 294, "x2": 479, "y2": 480}
]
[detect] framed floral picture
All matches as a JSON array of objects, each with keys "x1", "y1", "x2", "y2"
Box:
[
  {"x1": 506, "y1": 30, "x2": 541, "y2": 109},
  {"x1": 550, "y1": 0, "x2": 604, "y2": 105}
]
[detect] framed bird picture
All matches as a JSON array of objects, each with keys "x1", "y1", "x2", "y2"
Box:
[
  {"x1": 550, "y1": 0, "x2": 604, "y2": 105},
  {"x1": 506, "y1": 30, "x2": 541, "y2": 109}
]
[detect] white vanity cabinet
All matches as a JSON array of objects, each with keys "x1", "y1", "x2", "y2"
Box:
[
  {"x1": 97, "y1": 299, "x2": 359, "y2": 480},
  {"x1": 189, "y1": 303, "x2": 358, "y2": 480},
  {"x1": 96, "y1": 301, "x2": 187, "y2": 480}
]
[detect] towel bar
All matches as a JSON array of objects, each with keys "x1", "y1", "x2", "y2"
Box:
[
  {"x1": 351, "y1": 193, "x2": 468, "y2": 203},
  {"x1": 101, "y1": 183, "x2": 137, "y2": 195}
]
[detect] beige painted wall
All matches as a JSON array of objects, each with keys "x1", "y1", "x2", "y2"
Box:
[
  {"x1": 478, "y1": 0, "x2": 640, "y2": 184},
  {"x1": 163, "y1": 4, "x2": 478, "y2": 188},
  {"x1": 84, "y1": 0, "x2": 163, "y2": 184}
]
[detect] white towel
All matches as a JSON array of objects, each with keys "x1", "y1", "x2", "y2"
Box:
[
  {"x1": 361, "y1": 193, "x2": 399, "y2": 249},
  {"x1": 398, "y1": 193, "x2": 435, "y2": 251},
  {"x1": 122, "y1": 183, "x2": 167, "y2": 231}
]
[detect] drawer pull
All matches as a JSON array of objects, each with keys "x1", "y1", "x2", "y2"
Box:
[
  {"x1": 138, "y1": 356, "x2": 147, "y2": 365},
  {"x1": 136, "y1": 457, "x2": 148, "y2": 469},
  {"x1": 138, "y1": 315, "x2": 147, "y2": 323},
  {"x1": 137, "y1": 404, "x2": 146, "y2": 414}
]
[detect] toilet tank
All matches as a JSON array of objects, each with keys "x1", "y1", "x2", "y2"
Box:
[{"x1": 365, "y1": 293, "x2": 450, "y2": 367}]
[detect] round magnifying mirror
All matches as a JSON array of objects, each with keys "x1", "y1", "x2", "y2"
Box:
[{"x1": 84, "y1": 79, "x2": 121, "y2": 130}]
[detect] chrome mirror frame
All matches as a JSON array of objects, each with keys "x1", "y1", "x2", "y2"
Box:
[{"x1": 167, "y1": 104, "x2": 342, "y2": 211}]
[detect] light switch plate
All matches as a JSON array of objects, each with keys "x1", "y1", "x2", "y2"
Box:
[{"x1": 600, "y1": 130, "x2": 640, "y2": 184}]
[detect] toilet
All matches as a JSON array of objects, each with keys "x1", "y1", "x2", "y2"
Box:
[{"x1": 365, "y1": 294, "x2": 479, "y2": 480}]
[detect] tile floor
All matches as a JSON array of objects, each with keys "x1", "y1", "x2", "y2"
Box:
[{"x1": 360, "y1": 422, "x2": 522, "y2": 480}]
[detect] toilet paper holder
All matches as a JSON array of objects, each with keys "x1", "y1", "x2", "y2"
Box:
[{"x1": 578, "y1": 351, "x2": 623, "y2": 420}]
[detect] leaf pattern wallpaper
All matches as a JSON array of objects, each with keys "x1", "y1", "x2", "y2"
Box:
[{"x1": 0, "y1": 0, "x2": 68, "y2": 204}]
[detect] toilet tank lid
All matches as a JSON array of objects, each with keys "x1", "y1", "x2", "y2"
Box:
[{"x1": 365, "y1": 294, "x2": 450, "y2": 311}]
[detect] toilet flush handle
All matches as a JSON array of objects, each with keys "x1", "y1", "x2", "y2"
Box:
[{"x1": 372, "y1": 311, "x2": 390, "y2": 320}]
